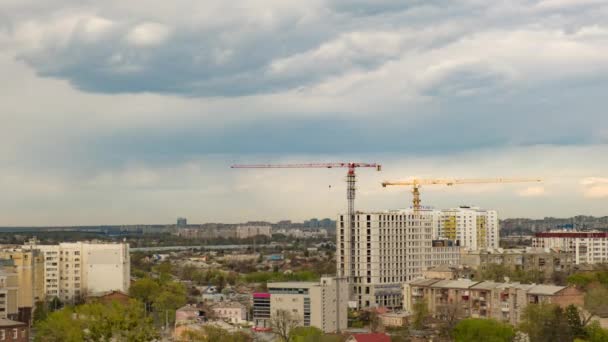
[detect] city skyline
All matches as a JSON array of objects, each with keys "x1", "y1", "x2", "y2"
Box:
[{"x1": 2, "y1": 1, "x2": 608, "y2": 225}]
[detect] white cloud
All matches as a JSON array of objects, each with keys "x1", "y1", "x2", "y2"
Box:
[
  {"x1": 517, "y1": 186, "x2": 546, "y2": 197},
  {"x1": 581, "y1": 177, "x2": 608, "y2": 198},
  {"x1": 126, "y1": 22, "x2": 170, "y2": 47}
]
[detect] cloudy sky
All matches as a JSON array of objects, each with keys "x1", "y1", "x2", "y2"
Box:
[{"x1": 2, "y1": 0, "x2": 608, "y2": 226}]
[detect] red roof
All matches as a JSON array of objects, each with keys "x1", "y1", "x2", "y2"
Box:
[{"x1": 350, "y1": 333, "x2": 391, "y2": 342}]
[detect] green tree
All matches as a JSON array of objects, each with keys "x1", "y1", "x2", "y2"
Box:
[
  {"x1": 153, "y1": 281, "x2": 187, "y2": 325},
  {"x1": 180, "y1": 325, "x2": 251, "y2": 342},
  {"x1": 585, "y1": 285, "x2": 608, "y2": 320},
  {"x1": 566, "y1": 305, "x2": 586, "y2": 338},
  {"x1": 412, "y1": 299, "x2": 429, "y2": 330},
  {"x1": 289, "y1": 327, "x2": 323, "y2": 342},
  {"x1": 35, "y1": 299, "x2": 157, "y2": 342},
  {"x1": 452, "y1": 318, "x2": 515, "y2": 342},
  {"x1": 584, "y1": 321, "x2": 608, "y2": 342},
  {"x1": 519, "y1": 303, "x2": 572, "y2": 342}
]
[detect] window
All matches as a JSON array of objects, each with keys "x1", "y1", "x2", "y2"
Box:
[
  {"x1": 0, "y1": 330, "x2": 4, "y2": 340},
  {"x1": 11, "y1": 329, "x2": 17, "y2": 339}
]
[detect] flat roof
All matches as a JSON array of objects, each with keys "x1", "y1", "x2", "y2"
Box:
[
  {"x1": 0, "y1": 318, "x2": 25, "y2": 327},
  {"x1": 528, "y1": 285, "x2": 566, "y2": 295},
  {"x1": 432, "y1": 279, "x2": 480, "y2": 289},
  {"x1": 471, "y1": 281, "x2": 501, "y2": 290},
  {"x1": 267, "y1": 282, "x2": 317, "y2": 289},
  {"x1": 407, "y1": 278, "x2": 442, "y2": 287}
]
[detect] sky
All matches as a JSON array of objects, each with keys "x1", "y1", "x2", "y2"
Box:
[{"x1": 2, "y1": 0, "x2": 608, "y2": 225}]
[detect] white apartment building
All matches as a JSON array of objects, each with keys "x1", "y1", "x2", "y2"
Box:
[
  {"x1": 28, "y1": 242, "x2": 130, "y2": 302},
  {"x1": 436, "y1": 206, "x2": 499, "y2": 250},
  {"x1": 532, "y1": 230, "x2": 608, "y2": 264},
  {"x1": 336, "y1": 210, "x2": 460, "y2": 309},
  {"x1": 0, "y1": 271, "x2": 18, "y2": 320},
  {"x1": 267, "y1": 277, "x2": 348, "y2": 333},
  {"x1": 235, "y1": 226, "x2": 272, "y2": 239}
]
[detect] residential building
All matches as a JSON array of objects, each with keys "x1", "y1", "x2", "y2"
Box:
[
  {"x1": 273, "y1": 228, "x2": 329, "y2": 239},
  {"x1": 0, "y1": 319, "x2": 28, "y2": 342},
  {"x1": 336, "y1": 210, "x2": 461, "y2": 308},
  {"x1": 379, "y1": 311, "x2": 409, "y2": 328},
  {"x1": 0, "y1": 271, "x2": 19, "y2": 321},
  {"x1": 177, "y1": 217, "x2": 187, "y2": 227},
  {"x1": 346, "y1": 333, "x2": 391, "y2": 342},
  {"x1": 210, "y1": 302, "x2": 247, "y2": 324},
  {"x1": 461, "y1": 247, "x2": 574, "y2": 280},
  {"x1": 267, "y1": 276, "x2": 348, "y2": 333},
  {"x1": 437, "y1": 206, "x2": 499, "y2": 250},
  {"x1": 403, "y1": 278, "x2": 584, "y2": 326},
  {"x1": 26, "y1": 242, "x2": 130, "y2": 302},
  {"x1": 252, "y1": 293, "x2": 271, "y2": 330},
  {"x1": 532, "y1": 230, "x2": 608, "y2": 264},
  {"x1": 0, "y1": 248, "x2": 45, "y2": 324},
  {"x1": 236, "y1": 225, "x2": 271, "y2": 239}
]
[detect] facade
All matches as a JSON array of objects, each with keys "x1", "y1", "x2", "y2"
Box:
[
  {"x1": 267, "y1": 277, "x2": 348, "y2": 333},
  {"x1": 28, "y1": 242, "x2": 130, "y2": 302},
  {"x1": 403, "y1": 278, "x2": 584, "y2": 326},
  {"x1": 461, "y1": 247, "x2": 574, "y2": 280},
  {"x1": 273, "y1": 228, "x2": 329, "y2": 239},
  {"x1": 177, "y1": 217, "x2": 187, "y2": 227},
  {"x1": 0, "y1": 271, "x2": 19, "y2": 321},
  {"x1": 210, "y1": 302, "x2": 247, "y2": 324},
  {"x1": 379, "y1": 311, "x2": 409, "y2": 328},
  {"x1": 236, "y1": 225, "x2": 272, "y2": 239},
  {"x1": 532, "y1": 230, "x2": 608, "y2": 264},
  {"x1": 0, "y1": 319, "x2": 28, "y2": 342},
  {"x1": 0, "y1": 248, "x2": 45, "y2": 324},
  {"x1": 336, "y1": 210, "x2": 461, "y2": 308},
  {"x1": 437, "y1": 206, "x2": 499, "y2": 250},
  {"x1": 252, "y1": 293, "x2": 271, "y2": 330}
]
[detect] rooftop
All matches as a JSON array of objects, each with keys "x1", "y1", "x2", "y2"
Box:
[
  {"x1": 267, "y1": 281, "x2": 317, "y2": 289},
  {"x1": 0, "y1": 318, "x2": 26, "y2": 327},
  {"x1": 528, "y1": 284, "x2": 566, "y2": 295}
]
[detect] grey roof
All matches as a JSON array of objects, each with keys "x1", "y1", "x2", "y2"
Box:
[
  {"x1": 471, "y1": 281, "x2": 501, "y2": 290},
  {"x1": 408, "y1": 278, "x2": 442, "y2": 287},
  {"x1": 0, "y1": 318, "x2": 25, "y2": 327},
  {"x1": 431, "y1": 279, "x2": 480, "y2": 289},
  {"x1": 528, "y1": 285, "x2": 566, "y2": 295}
]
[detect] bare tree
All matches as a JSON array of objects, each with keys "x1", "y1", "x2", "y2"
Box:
[
  {"x1": 269, "y1": 309, "x2": 301, "y2": 342},
  {"x1": 437, "y1": 302, "x2": 465, "y2": 336}
]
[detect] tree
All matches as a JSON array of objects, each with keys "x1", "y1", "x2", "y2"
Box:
[
  {"x1": 412, "y1": 299, "x2": 429, "y2": 330},
  {"x1": 584, "y1": 321, "x2": 608, "y2": 342},
  {"x1": 452, "y1": 318, "x2": 515, "y2": 342},
  {"x1": 35, "y1": 299, "x2": 158, "y2": 342},
  {"x1": 436, "y1": 302, "x2": 464, "y2": 337},
  {"x1": 565, "y1": 305, "x2": 586, "y2": 338},
  {"x1": 269, "y1": 309, "x2": 301, "y2": 342},
  {"x1": 289, "y1": 327, "x2": 323, "y2": 342},
  {"x1": 519, "y1": 303, "x2": 572, "y2": 342},
  {"x1": 584, "y1": 284, "x2": 608, "y2": 320},
  {"x1": 180, "y1": 325, "x2": 251, "y2": 342}
]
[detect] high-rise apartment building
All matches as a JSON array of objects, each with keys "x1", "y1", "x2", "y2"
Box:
[
  {"x1": 0, "y1": 248, "x2": 44, "y2": 324},
  {"x1": 0, "y1": 270, "x2": 19, "y2": 321},
  {"x1": 26, "y1": 242, "x2": 130, "y2": 302},
  {"x1": 267, "y1": 277, "x2": 348, "y2": 333},
  {"x1": 235, "y1": 225, "x2": 272, "y2": 239},
  {"x1": 532, "y1": 230, "x2": 608, "y2": 264},
  {"x1": 336, "y1": 210, "x2": 460, "y2": 308},
  {"x1": 436, "y1": 206, "x2": 499, "y2": 250}
]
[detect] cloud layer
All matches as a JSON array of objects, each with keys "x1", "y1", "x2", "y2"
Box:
[{"x1": 1, "y1": 0, "x2": 608, "y2": 224}]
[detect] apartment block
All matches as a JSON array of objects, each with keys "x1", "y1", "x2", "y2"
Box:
[
  {"x1": 532, "y1": 230, "x2": 608, "y2": 264},
  {"x1": 437, "y1": 206, "x2": 499, "y2": 250},
  {"x1": 0, "y1": 271, "x2": 18, "y2": 321},
  {"x1": 235, "y1": 225, "x2": 272, "y2": 239},
  {"x1": 403, "y1": 278, "x2": 584, "y2": 326},
  {"x1": 252, "y1": 293, "x2": 271, "y2": 330},
  {"x1": 28, "y1": 242, "x2": 130, "y2": 302},
  {"x1": 0, "y1": 319, "x2": 28, "y2": 342},
  {"x1": 267, "y1": 277, "x2": 348, "y2": 333},
  {"x1": 0, "y1": 248, "x2": 45, "y2": 324},
  {"x1": 461, "y1": 247, "x2": 575, "y2": 280},
  {"x1": 336, "y1": 210, "x2": 460, "y2": 309}
]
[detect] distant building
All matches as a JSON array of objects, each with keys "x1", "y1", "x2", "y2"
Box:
[
  {"x1": 0, "y1": 318, "x2": 28, "y2": 342},
  {"x1": 403, "y1": 278, "x2": 584, "y2": 326},
  {"x1": 379, "y1": 311, "x2": 409, "y2": 328},
  {"x1": 436, "y1": 206, "x2": 499, "y2": 250},
  {"x1": 252, "y1": 293, "x2": 271, "y2": 330},
  {"x1": 177, "y1": 218, "x2": 188, "y2": 227},
  {"x1": 236, "y1": 226, "x2": 271, "y2": 239},
  {"x1": 268, "y1": 276, "x2": 348, "y2": 333},
  {"x1": 0, "y1": 248, "x2": 45, "y2": 325},
  {"x1": 210, "y1": 302, "x2": 247, "y2": 324},
  {"x1": 25, "y1": 242, "x2": 130, "y2": 302},
  {"x1": 461, "y1": 247, "x2": 574, "y2": 279},
  {"x1": 337, "y1": 210, "x2": 461, "y2": 309},
  {"x1": 0, "y1": 271, "x2": 19, "y2": 321},
  {"x1": 532, "y1": 230, "x2": 608, "y2": 264},
  {"x1": 346, "y1": 333, "x2": 391, "y2": 342}
]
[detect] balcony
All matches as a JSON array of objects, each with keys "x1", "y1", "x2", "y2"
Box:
[{"x1": 501, "y1": 303, "x2": 510, "y2": 312}]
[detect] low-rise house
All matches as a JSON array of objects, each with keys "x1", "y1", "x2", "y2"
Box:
[
  {"x1": 346, "y1": 333, "x2": 391, "y2": 342},
  {"x1": 379, "y1": 312, "x2": 409, "y2": 328},
  {"x1": 0, "y1": 319, "x2": 28, "y2": 342},
  {"x1": 87, "y1": 290, "x2": 130, "y2": 305},
  {"x1": 211, "y1": 302, "x2": 247, "y2": 324}
]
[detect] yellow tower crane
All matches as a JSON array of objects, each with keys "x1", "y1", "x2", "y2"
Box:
[{"x1": 381, "y1": 178, "x2": 542, "y2": 211}]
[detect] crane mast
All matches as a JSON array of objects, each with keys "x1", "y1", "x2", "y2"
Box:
[{"x1": 231, "y1": 162, "x2": 381, "y2": 332}]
